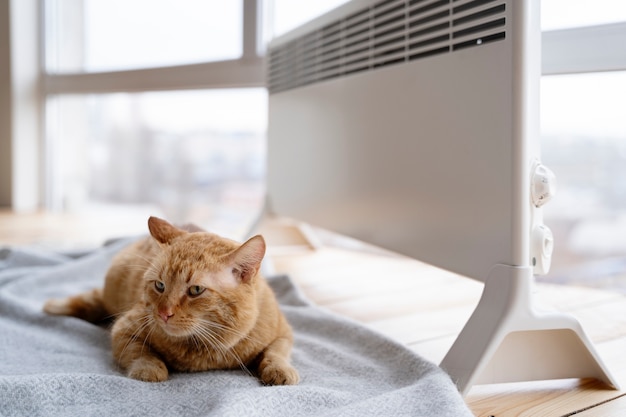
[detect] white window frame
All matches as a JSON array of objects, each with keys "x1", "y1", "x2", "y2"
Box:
[
  {"x1": 542, "y1": 22, "x2": 626, "y2": 75},
  {"x1": 42, "y1": 0, "x2": 358, "y2": 91},
  {"x1": 44, "y1": 0, "x2": 265, "y2": 94}
]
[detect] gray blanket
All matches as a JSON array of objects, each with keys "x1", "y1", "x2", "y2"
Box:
[{"x1": 0, "y1": 239, "x2": 472, "y2": 417}]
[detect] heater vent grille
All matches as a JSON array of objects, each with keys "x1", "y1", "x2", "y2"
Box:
[{"x1": 269, "y1": 0, "x2": 507, "y2": 93}]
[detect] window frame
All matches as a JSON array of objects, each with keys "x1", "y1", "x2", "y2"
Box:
[
  {"x1": 43, "y1": 0, "x2": 265, "y2": 94},
  {"x1": 542, "y1": 22, "x2": 626, "y2": 75}
]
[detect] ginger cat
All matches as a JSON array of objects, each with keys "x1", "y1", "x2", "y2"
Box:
[{"x1": 44, "y1": 216, "x2": 299, "y2": 385}]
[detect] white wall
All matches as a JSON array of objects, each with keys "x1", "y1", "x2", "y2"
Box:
[
  {"x1": 0, "y1": 0, "x2": 41, "y2": 211},
  {"x1": 0, "y1": 0, "x2": 12, "y2": 207}
]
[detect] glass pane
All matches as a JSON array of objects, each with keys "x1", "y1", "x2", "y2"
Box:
[
  {"x1": 46, "y1": 0, "x2": 242, "y2": 73},
  {"x1": 541, "y1": 72, "x2": 626, "y2": 291},
  {"x1": 46, "y1": 89, "x2": 267, "y2": 239},
  {"x1": 269, "y1": 0, "x2": 350, "y2": 39},
  {"x1": 542, "y1": 0, "x2": 626, "y2": 31}
]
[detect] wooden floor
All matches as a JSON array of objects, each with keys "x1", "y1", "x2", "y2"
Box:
[{"x1": 2, "y1": 210, "x2": 626, "y2": 416}]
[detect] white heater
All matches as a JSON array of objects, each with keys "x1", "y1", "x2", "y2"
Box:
[{"x1": 266, "y1": 0, "x2": 618, "y2": 394}]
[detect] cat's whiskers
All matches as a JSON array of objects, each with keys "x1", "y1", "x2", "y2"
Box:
[
  {"x1": 198, "y1": 319, "x2": 259, "y2": 370},
  {"x1": 140, "y1": 320, "x2": 158, "y2": 357},
  {"x1": 104, "y1": 308, "x2": 136, "y2": 322},
  {"x1": 116, "y1": 316, "x2": 149, "y2": 360},
  {"x1": 198, "y1": 318, "x2": 255, "y2": 345},
  {"x1": 192, "y1": 325, "x2": 254, "y2": 378},
  {"x1": 192, "y1": 325, "x2": 228, "y2": 356},
  {"x1": 190, "y1": 333, "x2": 203, "y2": 352},
  {"x1": 117, "y1": 313, "x2": 154, "y2": 363}
]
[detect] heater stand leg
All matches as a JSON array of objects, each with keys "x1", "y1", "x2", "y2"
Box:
[{"x1": 440, "y1": 264, "x2": 620, "y2": 396}]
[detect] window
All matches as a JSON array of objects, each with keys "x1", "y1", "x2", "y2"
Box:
[
  {"x1": 45, "y1": 0, "x2": 243, "y2": 73},
  {"x1": 540, "y1": 2, "x2": 626, "y2": 288},
  {"x1": 43, "y1": 0, "x2": 265, "y2": 238}
]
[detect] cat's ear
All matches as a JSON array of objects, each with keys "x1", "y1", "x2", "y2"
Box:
[
  {"x1": 148, "y1": 216, "x2": 186, "y2": 244},
  {"x1": 229, "y1": 235, "x2": 266, "y2": 283}
]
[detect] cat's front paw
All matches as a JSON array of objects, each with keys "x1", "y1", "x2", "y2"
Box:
[
  {"x1": 127, "y1": 357, "x2": 169, "y2": 382},
  {"x1": 259, "y1": 361, "x2": 300, "y2": 386},
  {"x1": 43, "y1": 298, "x2": 71, "y2": 315}
]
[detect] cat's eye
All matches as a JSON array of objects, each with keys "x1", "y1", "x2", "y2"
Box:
[
  {"x1": 154, "y1": 281, "x2": 165, "y2": 293},
  {"x1": 188, "y1": 285, "x2": 205, "y2": 297}
]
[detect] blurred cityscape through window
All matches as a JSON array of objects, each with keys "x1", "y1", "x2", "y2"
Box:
[
  {"x1": 541, "y1": 71, "x2": 626, "y2": 288},
  {"x1": 48, "y1": 90, "x2": 267, "y2": 239}
]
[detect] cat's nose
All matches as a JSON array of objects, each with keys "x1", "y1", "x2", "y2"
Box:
[{"x1": 159, "y1": 309, "x2": 174, "y2": 323}]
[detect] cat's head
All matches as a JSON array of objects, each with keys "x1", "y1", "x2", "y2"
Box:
[{"x1": 142, "y1": 216, "x2": 266, "y2": 340}]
